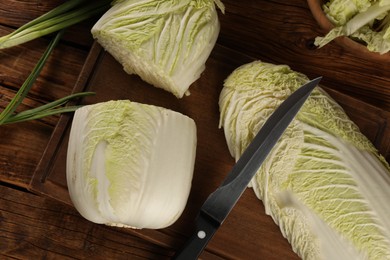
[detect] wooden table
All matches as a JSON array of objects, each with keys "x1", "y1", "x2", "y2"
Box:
[{"x1": 1, "y1": 1, "x2": 389, "y2": 259}]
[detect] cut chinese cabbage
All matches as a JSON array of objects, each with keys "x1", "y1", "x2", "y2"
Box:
[
  {"x1": 67, "y1": 100, "x2": 197, "y2": 229},
  {"x1": 91, "y1": 0, "x2": 224, "y2": 98},
  {"x1": 219, "y1": 60, "x2": 390, "y2": 259}
]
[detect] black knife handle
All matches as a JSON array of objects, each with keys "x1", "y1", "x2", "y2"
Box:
[{"x1": 173, "y1": 214, "x2": 219, "y2": 260}]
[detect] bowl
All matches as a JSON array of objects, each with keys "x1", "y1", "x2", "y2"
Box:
[{"x1": 307, "y1": 0, "x2": 390, "y2": 61}]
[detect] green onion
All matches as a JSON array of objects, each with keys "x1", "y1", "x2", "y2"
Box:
[
  {"x1": 0, "y1": 0, "x2": 112, "y2": 49},
  {"x1": 0, "y1": 30, "x2": 94, "y2": 125},
  {"x1": 2, "y1": 92, "x2": 95, "y2": 125},
  {"x1": 0, "y1": 30, "x2": 63, "y2": 124}
]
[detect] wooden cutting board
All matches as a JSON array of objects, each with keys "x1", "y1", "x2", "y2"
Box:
[{"x1": 29, "y1": 41, "x2": 390, "y2": 259}]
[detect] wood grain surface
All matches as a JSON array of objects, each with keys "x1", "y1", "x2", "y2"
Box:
[
  {"x1": 1, "y1": 185, "x2": 172, "y2": 259},
  {"x1": 1, "y1": 0, "x2": 390, "y2": 259}
]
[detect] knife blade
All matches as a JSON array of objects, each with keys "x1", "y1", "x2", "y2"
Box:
[{"x1": 173, "y1": 77, "x2": 322, "y2": 260}]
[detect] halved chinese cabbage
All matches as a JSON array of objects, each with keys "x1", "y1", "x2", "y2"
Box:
[
  {"x1": 219, "y1": 61, "x2": 390, "y2": 259},
  {"x1": 91, "y1": 0, "x2": 224, "y2": 98},
  {"x1": 67, "y1": 100, "x2": 197, "y2": 229}
]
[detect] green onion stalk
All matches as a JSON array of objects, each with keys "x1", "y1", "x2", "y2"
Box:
[
  {"x1": 0, "y1": 0, "x2": 112, "y2": 49},
  {"x1": 0, "y1": 0, "x2": 109, "y2": 124},
  {"x1": 0, "y1": 30, "x2": 94, "y2": 125}
]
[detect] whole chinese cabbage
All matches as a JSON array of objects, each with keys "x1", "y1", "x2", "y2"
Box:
[
  {"x1": 91, "y1": 0, "x2": 224, "y2": 98},
  {"x1": 315, "y1": 0, "x2": 390, "y2": 54},
  {"x1": 219, "y1": 61, "x2": 390, "y2": 259},
  {"x1": 67, "y1": 100, "x2": 197, "y2": 229}
]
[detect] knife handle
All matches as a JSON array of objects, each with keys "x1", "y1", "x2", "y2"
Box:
[{"x1": 173, "y1": 214, "x2": 219, "y2": 260}]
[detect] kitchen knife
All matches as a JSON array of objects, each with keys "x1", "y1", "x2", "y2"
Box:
[{"x1": 173, "y1": 76, "x2": 322, "y2": 260}]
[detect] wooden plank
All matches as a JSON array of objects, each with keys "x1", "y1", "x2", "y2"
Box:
[
  {"x1": 0, "y1": 121, "x2": 52, "y2": 188},
  {"x1": 0, "y1": 184, "x2": 172, "y2": 259},
  {"x1": 0, "y1": 0, "x2": 65, "y2": 27}
]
